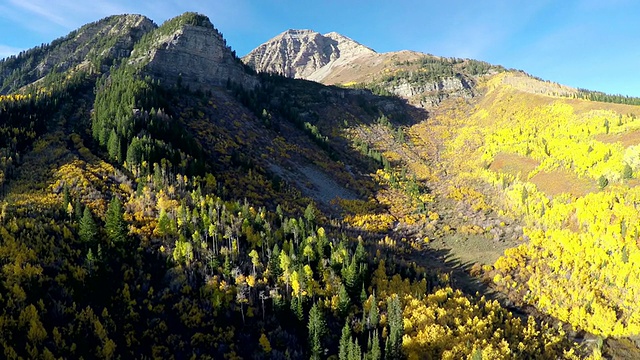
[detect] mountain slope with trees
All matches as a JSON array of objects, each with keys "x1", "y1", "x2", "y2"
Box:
[{"x1": 3, "y1": 11, "x2": 640, "y2": 360}]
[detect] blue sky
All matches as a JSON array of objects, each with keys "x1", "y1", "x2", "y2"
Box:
[{"x1": 1, "y1": 0, "x2": 639, "y2": 96}]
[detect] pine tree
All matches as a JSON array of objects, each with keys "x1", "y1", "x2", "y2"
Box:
[
  {"x1": 338, "y1": 283, "x2": 351, "y2": 317},
  {"x1": 304, "y1": 202, "x2": 316, "y2": 226},
  {"x1": 308, "y1": 302, "x2": 326, "y2": 360},
  {"x1": 157, "y1": 208, "x2": 171, "y2": 237},
  {"x1": 107, "y1": 129, "x2": 121, "y2": 162},
  {"x1": 348, "y1": 338, "x2": 362, "y2": 360},
  {"x1": 342, "y1": 255, "x2": 359, "y2": 295},
  {"x1": 268, "y1": 244, "x2": 282, "y2": 280},
  {"x1": 106, "y1": 196, "x2": 128, "y2": 243},
  {"x1": 79, "y1": 207, "x2": 98, "y2": 243},
  {"x1": 369, "y1": 329, "x2": 381, "y2": 360},
  {"x1": 339, "y1": 321, "x2": 351, "y2": 360},
  {"x1": 368, "y1": 292, "x2": 379, "y2": 329},
  {"x1": 385, "y1": 295, "x2": 403, "y2": 359}
]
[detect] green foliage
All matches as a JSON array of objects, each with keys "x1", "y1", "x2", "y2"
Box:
[
  {"x1": 623, "y1": 163, "x2": 633, "y2": 180},
  {"x1": 598, "y1": 175, "x2": 609, "y2": 189},
  {"x1": 308, "y1": 302, "x2": 327, "y2": 360},
  {"x1": 385, "y1": 295, "x2": 404, "y2": 359},
  {"x1": 576, "y1": 88, "x2": 640, "y2": 106},
  {"x1": 105, "y1": 196, "x2": 127, "y2": 243},
  {"x1": 0, "y1": 20, "x2": 591, "y2": 360},
  {"x1": 0, "y1": 15, "x2": 153, "y2": 94},
  {"x1": 78, "y1": 207, "x2": 98, "y2": 243},
  {"x1": 339, "y1": 321, "x2": 351, "y2": 360},
  {"x1": 92, "y1": 65, "x2": 205, "y2": 175}
]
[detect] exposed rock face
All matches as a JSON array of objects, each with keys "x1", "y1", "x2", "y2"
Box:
[
  {"x1": 0, "y1": 14, "x2": 156, "y2": 93},
  {"x1": 131, "y1": 22, "x2": 257, "y2": 90},
  {"x1": 242, "y1": 29, "x2": 375, "y2": 80},
  {"x1": 388, "y1": 76, "x2": 474, "y2": 107}
]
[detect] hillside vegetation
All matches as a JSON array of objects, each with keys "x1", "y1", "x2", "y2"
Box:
[{"x1": 3, "y1": 11, "x2": 640, "y2": 360}]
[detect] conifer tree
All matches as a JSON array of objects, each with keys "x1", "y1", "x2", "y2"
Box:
[
  {"x1": 338, "y1": 283, "x2": 350, "y2": 317},
  {"x1": 339, "y1": 321, "x2": 351, "y2": 360},
  {"x1": 308, "y1": 302, "x2": 326, "y2": 360},
  {"x1": 368, "y1": 292, "x2": 379, "y2": 329},
  {"x1": 106, "y1": 196, "x2": 128, "y2": 243},
  {"x1": 157, "y1": 208, "x2": 171, "y2": 238},
  {"x1": 385, "y1": 295, "x2": 403, "y2": 359},
  {"x1": 79, "y1": 207, "x2": 98, "y2": 243},
  {"x1": 369, "y1": 329, "x2": 381, "y2": 360}
]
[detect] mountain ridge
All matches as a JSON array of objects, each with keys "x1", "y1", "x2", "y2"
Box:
[{"x1": 0, "y1": 14, "x2": 156, "y2": 94}]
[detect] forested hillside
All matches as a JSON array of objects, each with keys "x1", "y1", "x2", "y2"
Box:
[{"x1": 2, "y1": 10, "x2": 639, "y2": 360}]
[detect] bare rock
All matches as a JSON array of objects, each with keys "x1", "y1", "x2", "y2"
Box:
[
  {"x1": 242, "y1": 29, "x2": 375, "y2": 80},
  {"x1": 130, "y1": 16, "x2": 257, "y2": 91}
]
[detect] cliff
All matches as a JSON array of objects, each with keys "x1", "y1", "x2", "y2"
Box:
[{"x1": 130, "y1": 13, "x2": 257, "y2": 90}]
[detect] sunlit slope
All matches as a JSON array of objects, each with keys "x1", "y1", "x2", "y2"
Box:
[{"x1": 434, "y1": 71, "x2": 640, "y2": 337}]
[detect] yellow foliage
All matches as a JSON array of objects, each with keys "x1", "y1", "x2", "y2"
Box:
[{"x1": 258, "y1": 333, "x2": 271, "y2": 353}]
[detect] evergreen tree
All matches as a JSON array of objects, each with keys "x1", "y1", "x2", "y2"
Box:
[
  {"x1": 304, "y1": 202, "x2": 317, "y2": 225},
  {"x1": 157, "y1": 208, "x2": 171, "y2": 237},
  {"x1": 385, "y1": 295, "x2": 403, "y2": 359},
  {"x1": 360, "y1": 284, "x2": 367, "y2": 305},
  {"x1": 107, "y1": 129, "x2": 121, "y2": 162},
  {"x1": 79, "y1": 207, "x2": 98, "y2": 243},
  {"x1": 368, "y1": 292, "x2": 379, "y2": 329},
  {"x1": 348, "y1": 338, "x2": 362, "y2": 360},
  {"x1": 106, "y1": 196, "x2": 128, "y2": 243},
  {"x1": 369, "y1": 329, "x2": 381, "y2": 360},
  {"x1": 308, "y1": 302, "x2": 326, "y2": 360},
  {"x1": 268, "y1": 244, "x2": 282, "y2": 280},
  {"x1": 62, "y1": 186, "x2": 71, "y2": 209},
  {"x1": 338, "y1": 283, "x2": 351, "y2": 317},
  {"x1": 342, "y1": 255, "x2": 359, "y2": 295},
  {"x1": 339, "y1": 321, "x2": 351, "y2": 360},
  {"x1": 74, "y1": 197, "x2": 84, "y2": 221}
]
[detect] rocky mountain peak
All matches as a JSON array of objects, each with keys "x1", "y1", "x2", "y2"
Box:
[
  {"x1": 242, "y1": 29, "x2": 375, "y2": 79},
  {"x1": 129, "y1": 12, "x2": 257, "y2": 90}
]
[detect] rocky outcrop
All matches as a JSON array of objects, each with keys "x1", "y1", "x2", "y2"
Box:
[
  {"x1": 388, "y1": 76, "x2": 474, "y2": 107},
  {"x1": 242, "y1": 29, "x2": 374, "y2": 80},
  {"x1": 130, "y1": 16, "x2": 256, "y2": 90},
  {"x1": 389, "y1": 77, "x2": 470, "y2": 98},
  {"x1": 0, "y1": 14, "x2": 156, "y2": 93}
]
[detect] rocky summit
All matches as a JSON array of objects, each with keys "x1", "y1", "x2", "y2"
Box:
[{"x1": 242, "y1": 29, "x2": 375, "y2": 80}]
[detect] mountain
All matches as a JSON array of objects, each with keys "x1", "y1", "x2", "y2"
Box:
[
  {"x1": 242, "y1": 29, "x2": 375, "y2": 79},
  {"x1": 0, "y1": 14, "x2": 156, "y2": 94},
  {"x1": 1, "y1": 11, "x2": 640, "y2": 359},
  {"x1": 243, "y1": 30, "x2": 508, "y2": 108}
]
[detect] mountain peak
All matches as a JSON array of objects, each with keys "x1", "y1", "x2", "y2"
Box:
[
  {"x1": 242, "y1": 29, "x2": 375, "y2": 79},
  {"x1": 280, "y1": 29, "x2": 317, "y2": 36},
  {"x1": 128, "y1": 12, "x2": 256, "y2": 90}
]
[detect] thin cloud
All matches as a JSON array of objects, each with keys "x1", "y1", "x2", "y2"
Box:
[
  {"x1": 8, "y1": 0, "x2": 72, "y2": 28},
  {"x1": 0, "y1": 45, "x2": 22, "y2": 60}
]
